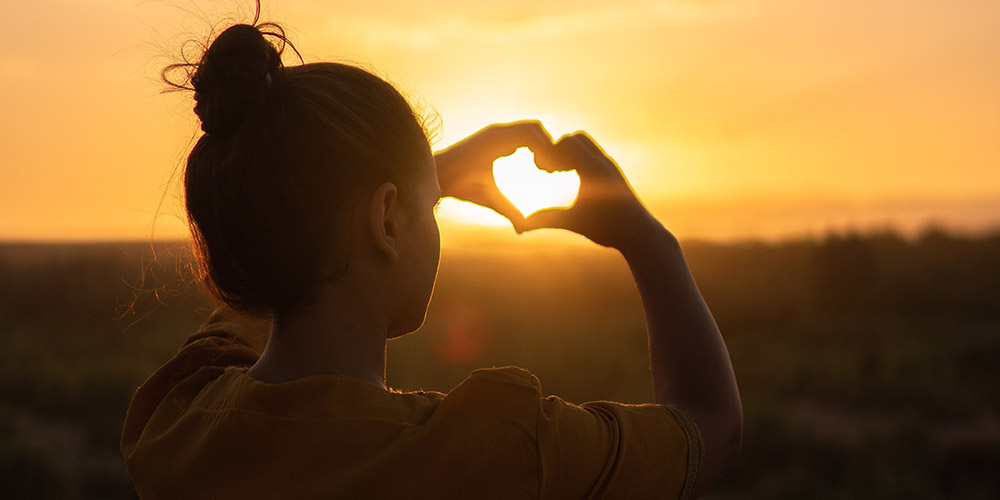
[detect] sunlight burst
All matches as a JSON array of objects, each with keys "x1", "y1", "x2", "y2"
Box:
[{"x1": 493, "y1": 147, "x2": 580, "y2": 217}]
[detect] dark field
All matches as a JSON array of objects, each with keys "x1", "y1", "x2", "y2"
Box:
[{"x1": 1, "y1": 230, "x2": 998, "y2": 499}]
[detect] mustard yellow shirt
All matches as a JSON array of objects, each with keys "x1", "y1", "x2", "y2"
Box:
[{"x1": 122, "y1": 308, "x2": 702, "y2": 499}]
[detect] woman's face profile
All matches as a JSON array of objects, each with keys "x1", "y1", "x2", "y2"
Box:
[{"x1": 388, "y1": 153, "x2": 442, "y2": 338}]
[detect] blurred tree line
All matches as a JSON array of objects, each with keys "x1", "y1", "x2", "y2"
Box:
[{"x1": 0, "y1": 228, "x2": 997, "y2": 499}]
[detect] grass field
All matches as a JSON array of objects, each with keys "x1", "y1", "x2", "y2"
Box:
[{"x1": 1, "y1": 230, "x2": 998, "y2": 499}]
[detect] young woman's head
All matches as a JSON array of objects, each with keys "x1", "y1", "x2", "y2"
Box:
[{"x1": 175, "y1": 22, "x2": 438, "y2": 324}]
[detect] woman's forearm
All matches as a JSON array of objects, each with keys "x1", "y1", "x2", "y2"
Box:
[{"x1": 619, "y1": 223, "x2": 742, "y2": 496}]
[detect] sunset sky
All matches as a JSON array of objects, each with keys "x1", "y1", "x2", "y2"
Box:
[{"x1": 2, "y1": 0, "x2": 998, "y2": 242}]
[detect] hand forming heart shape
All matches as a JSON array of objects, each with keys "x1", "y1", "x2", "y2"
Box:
[{"x1": 437, "y1": 120, "x2": 654, "y2": 246}]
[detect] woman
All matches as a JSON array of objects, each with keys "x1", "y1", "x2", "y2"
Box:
[{"x1": 122, "y1": 15, "x2": 741, "y2": 500}]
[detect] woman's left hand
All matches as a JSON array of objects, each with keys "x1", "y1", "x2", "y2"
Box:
[{"x1": 434, "y1": 120, "x2": 555, "y2": 232}]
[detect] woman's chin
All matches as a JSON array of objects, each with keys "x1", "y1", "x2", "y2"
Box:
[{"x1": 387, "y1": 311, "x2": 429, "y2": 339}]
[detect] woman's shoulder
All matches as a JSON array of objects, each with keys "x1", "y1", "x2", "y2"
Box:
[{"x1": 461, "y1": 366, "x2": 543, "y2": 391}]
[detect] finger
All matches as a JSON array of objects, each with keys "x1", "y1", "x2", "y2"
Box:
[
  {"x1": 529, "y1": 135, "x2": 578, "y2": 173},
  {"x1": 572, "y1": 134, "x2": 633, "y2": 189},
  {"x1": 497, "y1": 120, "x2": 555, "y2": 149},
  {"x1": 485, "y1": 191, "x2": 527, "y2": 233},
  {"x1": 485, "y1": 120, "x2": 555, "y2": 158},
  {"x1": 536, "y1": 134, "x2": 600, "y2": 175},
  {"x1": 565, "y1": 133, "x2": 606, "y2": 162},
  {"x1": 520, "y1": 207, "x2": 572, "y2": 233},
  {"x1": 574, "y1": 132, "x2": 610, "y2": 159}
]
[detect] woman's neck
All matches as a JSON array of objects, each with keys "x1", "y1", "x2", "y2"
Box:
[{"x1": 246, "y1": 284, "x2": 390, "y2": 388}]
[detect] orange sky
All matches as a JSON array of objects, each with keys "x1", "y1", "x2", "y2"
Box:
[{"x1": 2, "y1": 0, "x2": 999, "y2": 242}]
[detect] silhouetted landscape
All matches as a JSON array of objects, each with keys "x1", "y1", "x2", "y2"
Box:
[{"x1": 1, "y1": 229, "x2": 998, "y2": 499}]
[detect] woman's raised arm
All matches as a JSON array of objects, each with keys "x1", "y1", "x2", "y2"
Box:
[
  {"x1": 521, "y1": 132, "x2": 743, "y2": 497},
  {"x1": 434, "y1": 122, "x2": 743, "y2": 496}
]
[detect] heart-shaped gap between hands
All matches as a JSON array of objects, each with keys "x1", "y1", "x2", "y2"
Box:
[{"x1": 492, "y1": 147, "x2": 580, "y2": 217}]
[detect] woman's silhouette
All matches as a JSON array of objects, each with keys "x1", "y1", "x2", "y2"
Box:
[{"x1": 122, "y1": 9, "x2": 741, "y2": 500}]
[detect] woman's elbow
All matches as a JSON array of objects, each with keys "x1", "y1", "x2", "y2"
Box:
[{"x1": 688, "y1": 406, "x2": 743, "y2": 497}]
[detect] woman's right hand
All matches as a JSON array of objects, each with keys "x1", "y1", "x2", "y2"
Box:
[{"x1": 522, "y1": 132, "x2": 663, "y2": 251}]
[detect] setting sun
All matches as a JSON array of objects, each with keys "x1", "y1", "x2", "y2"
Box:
[{"x1": 493, "y1": 147, "x2": 580, "y2": 217}]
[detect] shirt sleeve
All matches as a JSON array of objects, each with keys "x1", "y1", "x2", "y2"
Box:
[{"x1": 536, "y1": 396, "x2": 703, "y2": 500}]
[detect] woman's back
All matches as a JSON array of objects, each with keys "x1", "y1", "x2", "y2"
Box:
[{"x1": 122, "y1": 309, "x2": 700, "y2": 499}]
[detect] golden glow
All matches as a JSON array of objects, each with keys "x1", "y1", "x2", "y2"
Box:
[
  {"x1": 493, "y1": 147, "x2": 580, "y2": 217},
  {"x1": 1, "y1": 1, "x2": 999, "y2": 241},
  {"x1": 436, "y1": 199, "x2": 509, "y2": 227}
]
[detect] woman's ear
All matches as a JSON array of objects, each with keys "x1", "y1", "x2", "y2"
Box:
[{"x1": 368, "y1": 182, "x2": 400, "y2": 263}]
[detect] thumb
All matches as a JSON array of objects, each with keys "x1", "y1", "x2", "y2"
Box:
[
  {"x1": 521, "y1": 207, "x2": 572, "y2": 233},
  {"x1": 487, "y1": 194, "x2": 527, "y2": 233}
]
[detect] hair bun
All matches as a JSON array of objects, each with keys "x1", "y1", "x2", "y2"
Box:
[{"x1": 192, "y1": 24, "x2": 282, "y2": 137}]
